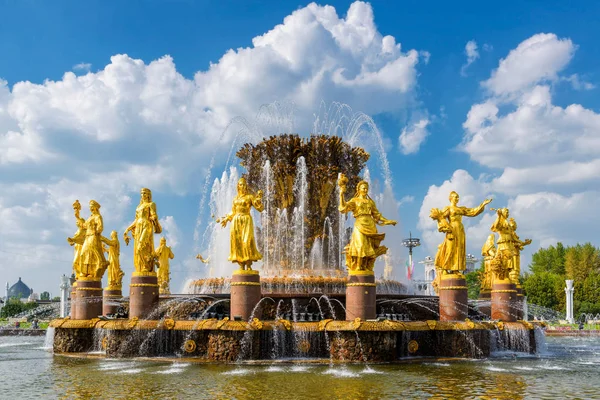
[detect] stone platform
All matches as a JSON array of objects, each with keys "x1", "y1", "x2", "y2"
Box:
[{"x1": 49, "y1": 318, "x2": 545, "y2": 362}]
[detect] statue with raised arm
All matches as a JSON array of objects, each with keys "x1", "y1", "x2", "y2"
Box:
[
  {"x1": 337, "y1": 174, "x2": 396, "y2": 272},
  {"x1": 508, "y1": 217, "x2": 532, "y2": 285},
  {"x1": 155, "y1": 237, "x2": 174, "y2": 294},
  {"x1": 124, "y1": 188, "x2": 162, "y2": 274},
  {"x1": 480, "y1": 233, "x2": 496, "y2": 292},
  {"x1": 489, "y1": 207, "x2": 516, "y2": 281},
  {"x1": 102, "y1": 230, "x2": 124, "y2": 290},
  {"x1": 67, "y1": 200, "x2": 108, "y2": 279},
  {"x1": 67, "y1": 200, "x2": 85, "y2": 278},
  {"x1": 217, "y1": 177, "x2": 264, "y2": 271},
  {"x1": 430, "y1": 191, "x2": 492, "y2": 276}
]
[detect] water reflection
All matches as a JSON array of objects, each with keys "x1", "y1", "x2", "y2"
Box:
[{"x1": 2, "y1": 336, "x2": 600, "y2": 399}]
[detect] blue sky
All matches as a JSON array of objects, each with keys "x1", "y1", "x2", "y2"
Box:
[{"x1": 1, "y1": 0, "x2": 599, "y2": 294}]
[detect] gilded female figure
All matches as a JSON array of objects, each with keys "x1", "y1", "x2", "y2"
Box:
[
  {"x1": 338, "y1": 175, "x2": 396, "y2": 272},
  {"x1": 490, "y1": 208, "x2": 516, "y2": 280},
  {"x1": 67, "y1": 200, "x2": 85, "y2": 277},
  {"x1": 124, "y1": 188, "x2": 162, "y2": 273},
  {"x1": 431, "y1": 191, "x2": 491, "y2": 274},
  {"x1": 102, "y1": 230, "x2": 124, "y2": 289},
  {"x1": 155, "y1": 237, "x2": 175, "y2": 294},
  {"x1": 508, "y1": 217, "x2": 531, "y2": 284},
  {"x1": 218, "y1": 178, "x2": 264, "y2": 271},
  {"x1": 480, "y1": 233, "x2": 496, "y2": 291},
  {"x1": 77, "y1": 200, "x2": 108, "y2": 278}
]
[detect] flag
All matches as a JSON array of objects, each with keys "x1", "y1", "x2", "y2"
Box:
[{"x1": 406, "y1": 259, "x2": 414, "y2": 280}]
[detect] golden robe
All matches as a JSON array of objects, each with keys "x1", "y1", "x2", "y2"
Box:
[
  {"x1": 132, "y1": 202, "x2": 161, "y2": 273},
  {"x1": 228, "y1": 195, "x2": 263, "y2": 263},
  {"x1": 80, "y1": 214, "x2": 108, "y2": 278},
  {"x1": 156, "y1": 244, "x2": 174, "y2": 292},
  {"x1": 341, "y1": 197, "x2": 387, "y2": 271},
  {"x1": 438, "y1": 203, "x2": 486, "y2": 272},
  {"x1": 102, "y1": 237, "x2": 123, "y2": 289}
]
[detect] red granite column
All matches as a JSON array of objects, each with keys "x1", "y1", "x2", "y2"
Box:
[
  {"x1": 345, "y1": 271, "x2": 376, "y2": 320},
  {"x1": 230, "y1": 270, "x2": 261, "y2": 321},
  {"x1": 129, "y1": 272, "x2": 159, "y2": 319},
  {"x1": 103, "y1": 287, "x2": 122, "y2": 316},
  {"x1": 74, "y1": 278, "x2": 103, "y2": 320},
  {"x1": 439, "y1": 274, "x2": 468, "y2": 321},
  {"x1": 70, "y1": 283, "x2": 78, "y2": 319},
  {"x1": 491, "y1": 279, "x2": 517, "y2": 321}
]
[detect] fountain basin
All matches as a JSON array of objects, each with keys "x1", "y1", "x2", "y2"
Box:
[{"x1": 49, "y1": 318, "x2": 544, "y2": 362}]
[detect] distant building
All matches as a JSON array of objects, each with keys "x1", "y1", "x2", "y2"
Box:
[
  {"x1": 8, "y1": 277, "x2": 33, "y2": 301},
  {"x1": 466, "y1": 254, "x2": 479, "y2": 273},
  {"x1": 413, "y1": 254, "x2": 480, "y2": 295},
  {"x1": 413, "y1": 256, "x2": 436, "y2": 296}
]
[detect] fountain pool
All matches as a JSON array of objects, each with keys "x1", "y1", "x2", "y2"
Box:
[{"x1": 4, "y1": 334, "x2": 600, "y2": 399}]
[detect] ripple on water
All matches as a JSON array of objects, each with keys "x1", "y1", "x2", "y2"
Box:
[
  {"x1": 222, "y1": 368, "x2": 254, "y2": 376},
  {"x1": 265, "y1": 366, "x2": 284, "y2": 372},
  {"x1": 289, "y1": 365, "x2": 311, "y2": 372},
  {"x1": 485, "y1": 366, "x2": 508, "y2": 372},
  {"x1": 120, "y1": 368, "x2": 144, "y2": 374},
  {"x1": 156, "y1": 364, "x2": 188, "y2": 374},
  {"x1": 98, "y1": 362, "x2": 137, "y2": 371},
  {"x1": 424, "y1": 362, "x2": 450, "y2": 367},
  {"x1": 362, "y1": 366, "x2": 383, "y2": 374},
  {"x1": 323, "y1": 368, "x2": 360, "y2": 378},
  {"x1": 0, "y1": 342, "x2": 34, "y2": 348}
]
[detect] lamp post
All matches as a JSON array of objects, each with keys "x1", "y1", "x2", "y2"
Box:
[
  {"x1": 402, "y1": 232, "x2": 421, "y2": 279},
  {"x1": 565, "y1": 280, "x2": 574, "y2": 324}
]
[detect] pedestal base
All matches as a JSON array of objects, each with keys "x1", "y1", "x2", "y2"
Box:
[
  {"x1": 345, "y1": 272, "x2": 376, "y2": 321},
  {"x1": 103, "y1": 289, "x2": 122, "y2": 316},
  {"x1": 74, "y1": 279, "x2": 102, "y2": 320},
  {"x1": 129, "y1": 274, "x2": 159, "y2": 319},
  {"x1": 230, "y1": 270, "x2": 261, "y2": 321},
  {"x1": 439, "y1": 275, "x2": 468, "y2": 321},
  {"x1": 491, "y1": 280, "x2": 517, "y2": 322}
]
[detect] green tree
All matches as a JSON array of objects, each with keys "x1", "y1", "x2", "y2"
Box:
[
  {"x1": 0, "y1": 298, "x2": 39, "y2": 318},
  {"x1": 566, "y1": 243, "x2": 600, "y2": 282},
  {"x1": 466, "y1": 270, "x2": 480, "y2": 299},
  {"x1": 52, "y1": 296, "x2": 61, "y2": 302},
  {"x1": 40, "y1": 291, "x2": 50, "y2": 301},
  {"x1": 530, "y1": 242, "x2": 566, "y2": 275},
  {"x1": 522, "y1": 272, "x2": 564, "y2": 310}
]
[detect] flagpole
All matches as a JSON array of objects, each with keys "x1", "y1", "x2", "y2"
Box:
[{"x1": 402, "y1": 232, "x2": 421, "y2": 281}]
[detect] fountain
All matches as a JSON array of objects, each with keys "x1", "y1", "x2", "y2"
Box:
[{"x1": 49, "y1": 108, "x2": 545, "y2": 362}]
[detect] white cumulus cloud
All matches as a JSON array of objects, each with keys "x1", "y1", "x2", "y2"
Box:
[
  {"x1": 0, "y1": 1, "x2": 426, "y2": 291},
  {"x1": 399, "y1": 118, "x2": 430, "y2": 155},
  {"x1": 461, "y1": 40, "x2": 480, "y2": 76},
  {"x1": 418, "y1": 32, "x2": 600, "y2": 271},
  {"x1": 482, "y1": 33, "x2": 575, "y2": 97}
]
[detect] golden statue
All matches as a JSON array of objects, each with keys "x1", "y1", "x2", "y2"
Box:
[
  {"x1": 489, "y1": 208, "x2": 516, "y2": 281},
  {"x1": 430, "y1": 191, "x2": 491, "y2": 276},
  {"x1": 101, "y1": 231, "x2": 124, "y2": 290},
  {"x1": 508, "y1": 217, "x2": 532, "y2": 286},
  {"x1": 155, "y1": 237, "x2": 174, "y2": 294},
  {"x1": 217, "y1": 178, "x2": 264, "y2": 271},
  {"x1": 429, "y1": 207, "x2": 453, "y2": 293},
  {"x1": 480, "y1": 233, "x2": 496, "y2": 292},
  {"x1": 68, "y1": 200, "x2": 109, "y2": 279},
  {"x1": 337, "y1": 174, "x2": 396, "y2": 273},
  {"x1": 67, "y1": 200, "x2": 85, "y2": 278},
  {"x1": 124, "y1": 188, "x2": 162, "y2": 274},
  {"x1": 196, "y1": 253, "x2": 213, "y2": 278}
]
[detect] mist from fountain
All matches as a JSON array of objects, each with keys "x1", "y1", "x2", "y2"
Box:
[{"x1": 186, "y1": 102, "x2": 405, "y2": 291}]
